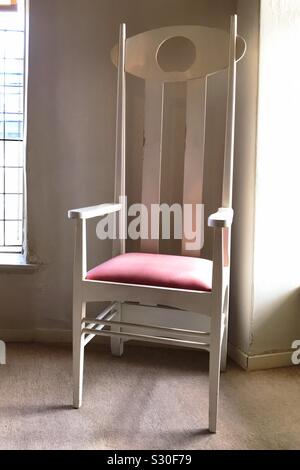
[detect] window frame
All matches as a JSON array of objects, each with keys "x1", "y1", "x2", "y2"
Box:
[{"x1": 0, "y1": 0, "x2": 27, "y2": 255}]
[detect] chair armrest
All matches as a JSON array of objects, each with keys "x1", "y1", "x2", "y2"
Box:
[
  {"x1": 208, "y1": 208, "x2": 234, "y2": 228},
  {"x1": 68, "y1": 203, "x2": 122, "y2": 220}
]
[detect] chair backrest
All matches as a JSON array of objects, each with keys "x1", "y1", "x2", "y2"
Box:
[{"x1": 111, "y1": 17, "x2": 246, "y2": 257}]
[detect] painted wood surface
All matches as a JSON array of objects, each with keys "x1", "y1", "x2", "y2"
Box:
[{"x1": 69, "y1": 15, "x2": 244, "y2": 432}]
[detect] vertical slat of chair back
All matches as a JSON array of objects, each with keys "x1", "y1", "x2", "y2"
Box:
[
  {"x1": 181, "y1": 77, "x2": 207, "y2": 257},
  {"x1": 222, "y1": 15, "x2": 237, "y2": 209},
  {"x1": 140, "y1": 81, "x2": 165, "y2": 253},
  {"x1": 113, "y1": 23, "x2": 127, "y2": 256}
]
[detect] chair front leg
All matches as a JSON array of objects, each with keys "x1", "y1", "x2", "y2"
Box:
[
  {"x1": 209, "y1": 312, "x2": 223, "y2": 433},
  {"x1": 209, "y1": 228, "x2": 225, "y2": 433},
  {"x1": 220, "y1": 326, "x2": 228, "y2": 373},
  {"x1": 73, "y1": 298, "x2": 86, "y2": 409},
  {"x1": 220, "y1": 286, "x2": 229, "y2": 372}
]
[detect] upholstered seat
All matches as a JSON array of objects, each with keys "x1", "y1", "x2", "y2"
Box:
[{"x1": 86, "y1": 252, "x2": 213, "y2": 292}]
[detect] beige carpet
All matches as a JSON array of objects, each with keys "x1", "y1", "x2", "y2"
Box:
[{"x1": 0, "y1": 343, "x2": 299, "y2": 450}]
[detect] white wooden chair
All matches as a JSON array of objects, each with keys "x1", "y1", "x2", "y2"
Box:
[{"x1": 68, "y1": 16, "x2": 246, "y2": 433}]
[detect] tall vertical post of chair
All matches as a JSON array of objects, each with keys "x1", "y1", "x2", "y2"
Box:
[
  {"x1": 209, "y1": 15, "x2": 237, "y2": 431},
  {"x1": 111, "y1": 23, "x2": 127, "y2": 356},
  {"x1": 222, "y1": 15, "x2": 237, "y2": 210},
  {"x1": 73, "y1": 218, "x2": 87, "y2": 408},
  {"x1": 209, "y1": 226, "x2": 224, "y2": 433},
  {"x1": 221, "y1": 14, "x2": 238, "y2": 372},
  {"x1": 113, "y1": 22, "x2": 127, "y2": 256}
]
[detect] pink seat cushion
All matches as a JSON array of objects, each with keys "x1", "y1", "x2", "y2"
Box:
[{"x1": 86, "y1": 253, "x2": 212, "y2": 292}]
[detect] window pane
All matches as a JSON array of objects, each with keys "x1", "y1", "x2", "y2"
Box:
[
  {"x1": 3, "y1": 58, "x2": 23, "y2": 75},
  {"x1": 4, "y1": 141, "x2": 23, "y2": 167},
  {"x1": 0, "y1": 90, "x2": 3, "y2": 111},
  {"x1": 0, "y1": 31, "x2": 5, "y2": 58},
  {"x1": 0, "y1": 194, "x2": 3, "y2": 220},
  {"x1": 5, "y1": 194, "x2": 22, "y2": 220},
  {"x1": 0, "y1": 59, "x2": 23, "y2": 90},
  {"x1": 4, "y1": 117, "x2": 23, "y2": 140},
  {"x1": 4, "y1": 167, "x2": 23, "y2": 193},
  {"x1": 4, "y1": 220, "x2": 22, "y2": 246},
  {"x1": 5, "y1": 72, "x2": 23, "y2": 88},
  {"x1": 0, "y1": 141, "x2": 4, "y2": 166},
  {"x1": 0, "y1": 221, "x2": 3, "y2": 246},
  {"x1": 0, "y1": 0, "x2": 25, "y2": 252},
  {"x1": 4, "y1": 92, "x2": 23, "y2": 114},
  {"x1": 0, "y1": 168, "x2": 3, "y2": 193},
  {"x1": 0, "y1": 4, "x2": 24, "y2": 32},
  {"x1": 3, "y1": 31, "x2": 24, "y2": 59}
]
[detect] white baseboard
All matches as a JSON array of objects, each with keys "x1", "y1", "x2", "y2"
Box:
[
  {"x1": 228, "y1": 343, "x2": 249, "y2": 369},
  {"x1": 228, "y1": 343, "x2": 295, "y2": 370},
  {"x1": 0, "y1": 330, "x2": 295, "y2": 371}
]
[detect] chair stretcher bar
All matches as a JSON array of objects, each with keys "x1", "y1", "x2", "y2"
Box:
[
  {"x1": 82, "y1": 328, "x2": 210, "y2": 351},
  {"x1": 85, "y1": 302, "x2": 118, "y2": 330},
  {"x1": 83, "y1": 302, "x2": 118, "y2": 346},
  {"x1": 84, "y1": 313, "x2": 116, "y2": 346},
  {"x1": 82, "y1": 317, "x2": 210, "y2": 339}
]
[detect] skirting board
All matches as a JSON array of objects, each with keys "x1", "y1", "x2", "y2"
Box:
[
  {"x1": 0, "y1": 330, "x2": 296, "y2": 371},
  {"x1": 228, "y1": 343, "x2": 295, "y2": 371}
]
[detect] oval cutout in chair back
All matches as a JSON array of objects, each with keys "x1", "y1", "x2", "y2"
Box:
[
  {"x1": 111, "y1": 25, "x2": 246, "y2": 82},
  {"x1": 157, "y1": 36, "x2": 197, "y2": 73}
]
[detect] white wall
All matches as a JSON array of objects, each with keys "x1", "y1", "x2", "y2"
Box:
[
  {"x1": 231, "y1": 0, "x2": 300, "y2": 363},
  {"x1": 229, "y1": 0, "x2": 260, "y2": 353},
  {"x1": 0, "y1": 0, "x2": 236, "y2": 337},
  {"x1": 252, "y1": 0, "x2": 300, "y2": 354}
]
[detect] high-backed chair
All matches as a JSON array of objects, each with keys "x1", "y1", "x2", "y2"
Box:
[{"x1": 68, "y1": 16, "x2": 246, "y2": 433}]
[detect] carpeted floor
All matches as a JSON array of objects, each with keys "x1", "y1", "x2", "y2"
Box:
[{"x1": 0, "y1": 343, "x2": 299, "y2": 450}]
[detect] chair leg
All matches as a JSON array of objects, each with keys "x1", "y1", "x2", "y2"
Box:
[
  {"x1": 220, "y1": 287, "x2": 229, "y2": 372},
  {"x1": 209, "y1": 337, "x2": 222, "y2": 433},
  {"x1": 220, "y1": 322, "x2": 228, "y2": 372},
  {"x1": 73, "y1": 299, "x2": 86, "y2": 409},
  {"x1": 111, "y1": 302, "x2": 124, "y2": 357}
]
